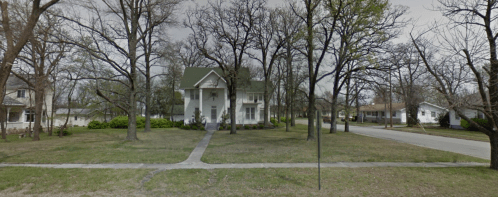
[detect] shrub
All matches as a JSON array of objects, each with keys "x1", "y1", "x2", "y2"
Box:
[
  {"x1": 270, "y1": 118, "x2": 276, "y2": 125},
  {"x1": 220, "y1": 110, "x2": 229, "y2": 129},
  {"x1": 174, "y1": 121, "x2": 183, "y2": 128},
  {"x1": 244, "y1": 125, "x2": 250, "y2": 129},
  {"x1": 219, "y1": 126, "x2": 224, "y2": 130},
  {"x1": 192, "y1": 125, "x2": 198, "y2": 130},
  {"x1": 274, "y1": 123, "x2": 280, "y2": 127},
  {"x1": 136, "y1": 116, "x2": 146, "y2": 128},
  {"x1": 259, "y1": 125, "x2": 264, "y2": 129},
  {"x1": 437, "y1": 112, "x2": 450, "y2": 128},
  {"x1": 55, "y1": 128, "x2": 72, "y2": 136},
  {"x1": 227, "y1": 126, "x2": 231, "y2": 130},
  {"x1": 280, "y1": 117, "x2": 287, "y2": 123},
  {"x1": 461, "y1": 118, "x2": 490, "y2": 131},
  {"x1": 253, "y1": 125, "x2": 257, "y2": 129},
  {"x1": 201, "y1": 126, "x2": 205, "y2": 131},
  {"x1": 109, "y1": 116, "x2": 129, "y2": 128},
  {"x1": 88, "y1": 120, "x2": 107, "y2": 129},
  {"x1": 236, "y1": 126, "x2": 240, "y2": 130}
]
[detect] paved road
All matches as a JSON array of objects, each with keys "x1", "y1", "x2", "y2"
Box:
[{"x1": 296, "y1": 120, "x2": 491, "y2": 160}]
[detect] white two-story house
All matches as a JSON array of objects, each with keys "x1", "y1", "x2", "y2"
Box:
[
  {"x1": 179, "y1": 67, "x2": 269, "y2": 126},
  {"x1": 1, "y1": 75, "x2": 53, "y2": 133}
]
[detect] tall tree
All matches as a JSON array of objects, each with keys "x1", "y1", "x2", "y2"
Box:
[
  {"x1": 186, "y1": 0, "x2": 264, "y2": 134},
  {"x1": 411, "y1": 0, "x2": 498, "y2": 169},
  {"x1": 0, "y1": 0, "x2": 60, "y2": 107}
]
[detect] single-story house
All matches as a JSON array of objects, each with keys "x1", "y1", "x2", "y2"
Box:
[
  {"x1": 359, "y1": 102, "x2": 447, "y2": 124},
  {"x1": 449, "y1": 108, "x2": 485, "y2": 129}
]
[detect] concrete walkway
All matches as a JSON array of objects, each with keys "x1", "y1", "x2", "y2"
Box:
[
  {"x1": 0, "y1": 162, "x2": 488, "y2": 170},
  {"x1": 297, "y1": 120, "x2": 490, "y2": 160},
  {"x1": 179, "y1": 130, "x2": 215, "y2": 165}
]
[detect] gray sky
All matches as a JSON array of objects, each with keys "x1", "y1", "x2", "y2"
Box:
[{"x1": 170, "y1": 0, "x2": 444, "y2": 43}]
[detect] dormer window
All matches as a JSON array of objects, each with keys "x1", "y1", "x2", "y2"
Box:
[{"x1": 17, "y1": 89, "x2": 26, "y2": 98}]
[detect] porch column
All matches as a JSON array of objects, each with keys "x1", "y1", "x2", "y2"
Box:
[
  {"x1": 6, "y1": 107, "x2": 10, "y2": 123},
  {"x1": 199, "y1": 89, "x2": 203, "y2": 116}
]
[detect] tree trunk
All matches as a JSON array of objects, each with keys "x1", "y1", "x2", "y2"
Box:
[
  {"x1": 126, "y1": 87, "x2": 138, "y2": 141},
  {"x1": 355, "y1": 80, "x2": 360, "y2": 123},
  {"x1": 307, "y1": 90, "x2": 316, "y2": 140},
  {"x1": 406, "y1": 102, "x2": 419, "y2": 127},
  {"x1": 277, "y1": 75, "x2": 281, "y2": 123},
  {"x1": 1, "y1": 106, "x2": 6, "y2": 140},
  {"x1": 229, "y1": 80, "x2": 237, "y2": 134},
  {"x1": 330, "y1": 96, "x2": 338, "y2": 133},
  {"x1": 344, "y1": 76, "x2": 350, "y2": 132},
  {"x1": 170, "y1": 82, "x2": 176, "y2": 122},
  {"x1": 144, "y1": 66, "x2": 151, "y2": 132},
  {"x1": 490, "y1": 133, "x2": 498, "y2": 170},
  {"x1": 264, "y1": 76, "x2": 270, "y2": 127},
  {"x1": 33, "y1": 81, "x2": 44, "y2": 141}
]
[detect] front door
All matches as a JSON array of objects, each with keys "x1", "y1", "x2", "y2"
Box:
[{"x1": 211, "y1": 106, "x2": 217, "y2": 123}]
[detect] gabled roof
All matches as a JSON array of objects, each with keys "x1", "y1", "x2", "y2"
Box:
[
  {"x1": 179, "y1": 67, "x2": 224, "y2": 89},
  {"x1": 2, "y1": 96, "x2": 25, "y2": 106},
  {"x1": 359, "y1": 103, "x2": 406, "y2": 112},
  {"x1": 179, "y1": 67, "x2": 265, "y2": 92},
  {"x1": 56, "y1": 108, "x2": 93, "y2": 115}
]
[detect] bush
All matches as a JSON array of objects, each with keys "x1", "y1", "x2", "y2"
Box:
[
  {"x1": 201, "y1": 126, "x2": 205, "y2": 131},
  {"x1": 274, "y1": 123, "x2": 280, "y2": 127},
  {"x1": 461, "y1": 118, "x2": 490, "y2": 131},
  {"x1": 236, "y1": 126, "x2": 240, "y2": 130},
  {"x1": 253, "y1": 125, "x2": 257, "y2": 129},
  {"x1": 437, "y1": 112, "x2": 450, "y2": 128},
  {"x1": 192, "y1": 125, "x2": 198, "y2": 130},
  {"x1": 150, "y1": 119, "x2": 173, "y2": 128},
  {"x1": 109, "y1": 116, "x2": 129, "y2": 128},
  {"x1": 55, "y1": 129, "x2": 72, "y2": 136},
  {"x1": 174, "y1": 121, "x2": 183, "y2": 128},
  {"x1": 259, "y1": 125, "x2": 264, "y2": 129},
  {"x1": 219, "y1": 126, "x2": 224, "y2": 130},
  {"x1": 280, "y1": 117, "x2": 287, "y2": 123},
  {"x1": 244, "y1": 125, "x2": 250, "y2": 129},
  {"x1": 87, "y1": 120, "x2": 108, "y2": 129},
  {"x1": 270, "y1": 118, "x2": 276, "y2": 125},
  {"x1": 227, "y1": 126, "x2": 231, "y2": 130}
]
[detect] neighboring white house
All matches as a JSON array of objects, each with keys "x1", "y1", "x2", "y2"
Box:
[
  {"x1": 170, "y1": 105, "x2": 185, "y2": 122},
  {"x1": 359, "y1": 102, "x2": 447, "y2": 124},
  {"x1": 179, "y1": 67, "x2": 269, "y2": 126},
  {"x1": 449, "y1": 108, "x2": 485, "y2": 129},
  {"x1": 1, "y1": 75, "x2": 53, "y2": 133},
  {"x1": 54, "y1": 108, "x2": 96, "y2": 127}
]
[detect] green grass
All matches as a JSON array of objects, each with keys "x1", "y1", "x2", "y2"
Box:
[
  {"x1": 388, "y1": 126, "x2": 489, "y2": 142},
  {"x1": 3, "y1": 166, "x2": 498, "y2": 196},
  {"x1": 144, "y1": 167, "x2": 498, "y2": 196},
  {"x1": 0, "y1": 127, "x2": 206, "y2": 164},
  {"x1": 0, "y1": 167, "x2": 149, "y2": 196},
  {"x1": 202, "y1": 124, "x2": 488, "y2": 163}
]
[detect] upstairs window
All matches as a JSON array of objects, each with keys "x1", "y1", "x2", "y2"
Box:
[
  {"x1": 190, "y1": 90, "x2": 199, "y2": 100},
  {"x1": 421, "y1": 111, "x2": 425, "y2": 116},
  {"x1": 247, "y1": 93, "x2": 263, "y2": 103},
  {"x1": 17, "y1": 89, "x2": 26, "y2": 98}
]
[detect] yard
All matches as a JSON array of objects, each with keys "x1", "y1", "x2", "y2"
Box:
[
  {"x1": 0, "y1": 127, "x2": 206, "y2": 164},
  {"x1": 2, "y1": 166, "x2": 498, "y2": 196},
  {"x1": 202, "y1": 124, "x2": 487, "y2": 163}
]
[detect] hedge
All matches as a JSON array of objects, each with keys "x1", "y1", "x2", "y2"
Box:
[
  {"x1": 109, "y1": 116, "x2": 173, "y2": 129},
  {"x1": 460, "y1": 118, "x2": 490, "y2": 131}
]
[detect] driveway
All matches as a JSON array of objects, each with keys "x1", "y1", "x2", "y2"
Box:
[{"x1": 296, "y1": 119, "x2": 490, "y2": 160}]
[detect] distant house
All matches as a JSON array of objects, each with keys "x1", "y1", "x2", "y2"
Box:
[
  {"x1": 179, "y1": 67, "x2": 268, "y2": 126},
  {"x1": 1, "y1": 75, "x2": 53, "y2": 133},
  {"x1": 359, "y1": 102, "x2": 447, "y2": 124},
  {"x1": 170, "y1": 104, "x2": 184, "y2": 122},
  {"x1": 449, "y1": 109, "x2": 485, "y2": 129},
  {"x1": 54, "y1": 108, "x2": 96, "y2": 127}
]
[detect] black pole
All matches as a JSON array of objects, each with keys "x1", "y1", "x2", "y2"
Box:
[{"x1": 316, "y1": 110, "x2": 321, "y2": 190}]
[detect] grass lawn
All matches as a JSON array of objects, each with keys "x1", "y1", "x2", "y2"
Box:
[
  {"x1": 202, "y1": 125, "x2": 488, "y2": 163},
  {"x1": 0, "y1": 127, "x2": 206, "y2": 164},
  {"x1": 387, "y1": 126, "x2": 489, "y2": 142},
  {"x1": 3, "y1": 166, "x2": 498, "y2": 196},
  {"x1": 143, "y1": 167, "x2": 498, "y2": 196}
]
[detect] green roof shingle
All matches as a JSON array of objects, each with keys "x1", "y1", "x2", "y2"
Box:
[{"x1": 179, "y1": 67, "x2": 265, "y2": 92}]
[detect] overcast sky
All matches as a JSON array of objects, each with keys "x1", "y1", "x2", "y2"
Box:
[{"x1": 169, "y1": 0, "x2": 444, "y2": 43}]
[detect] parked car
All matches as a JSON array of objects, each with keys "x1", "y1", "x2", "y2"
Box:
[{"x1": 323, "y1": 116, "x2": 331, "y2": 123}]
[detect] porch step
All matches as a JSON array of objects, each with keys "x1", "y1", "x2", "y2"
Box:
[{"x1": 205, "y1": 123, "x2": 219, "y2": 131}]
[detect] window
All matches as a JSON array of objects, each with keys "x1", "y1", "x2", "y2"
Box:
[
  {"x1": 17, "y1": 89, "x2": 26, "y2": 98},
  {"x1": 247, "y1": 93, "x2": 262, "y2": 103},
  {"x1": 259, "y1": 94, "x2": 263, "y2": 101},
  {"x1": 381, "y1": 111, "x2": 385, "y2": 117},
  {"x1": 421, "y1": 111, "x2": 425, "y2": 116},
  {"x1": 478, "y1": 112, "x2": 484, "y2": 119},
  {"x1": 246, "y1": 107, "x2": 255, "y2": 120},
  {"x1": 393, "y1": 112, "x2": 396, "y2": 117},
  {"x1": 367, "y1": 112, "x2": 371, "y2": 116},
  {"x1": 190, "y1": 90, "x2": 199, "y2": 100},
  {"x1": 248, "y1": 94, "x2": 253, "y2": 101},
  {"x1": 75, "y1": 116, "x2": 78, "y2": 121},
  {"x1": 25, "y1": 110, "x2": 34, "y2": 122},
  {"x1": 455, "y1": 113, "x2": 460, "y2": 120},
  {"x1": 431, "y1": 111, "x2": 436, "y2": 118},
  {"x1": 260, "y1": 108, "x2": 264, "y2": 121}
]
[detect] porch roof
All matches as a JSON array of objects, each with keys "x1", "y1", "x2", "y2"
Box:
[{"x1": 2, "y1": 96, "x2": 25, "y2": 107}]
